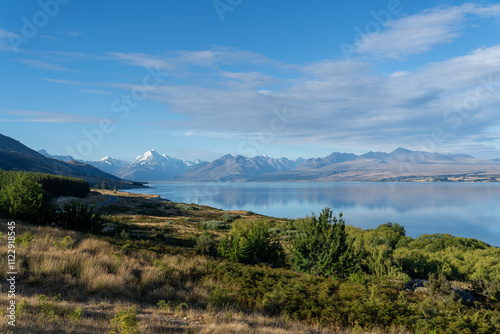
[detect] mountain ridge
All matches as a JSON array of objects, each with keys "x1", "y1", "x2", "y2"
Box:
[
  {"x1": 0, "y1": 134, "x2": 141, "y2": 188},
  {"x1": 173, "y1": 148, "x2": 500, "y2": 182},
  {"x1": 114, "y1": 149, "x2": 205, "y2": 181},
  {"x1": 36, "y1": 145, "x2": 500, "y2": 183}
]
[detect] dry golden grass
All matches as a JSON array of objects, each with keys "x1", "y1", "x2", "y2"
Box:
[{"x1": 0, "y1": 190, "x2": 415, "y2": 333}]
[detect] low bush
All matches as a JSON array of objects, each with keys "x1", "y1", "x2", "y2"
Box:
[
  {"x1": 202, "y1": 220, "x2": 231, "y2": 230},
  {"x1": 57, "y1": 201, "x2": 102, "y2": 233},
  {"x1": 218, "y1": 220, "x2": 286, "y2": 267},
  {"x1": 195, "y1": 231, "x2": 217, "y2": 256}
]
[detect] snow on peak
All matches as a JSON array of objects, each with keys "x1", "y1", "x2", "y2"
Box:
[{"x1": 136, "y1": 149, "x2": 162, "y2": 162}]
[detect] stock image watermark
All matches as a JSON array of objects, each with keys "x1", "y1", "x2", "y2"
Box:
[
  {"x1": 8, "y1": 0, "x2": 71, "y2": 53},
  {"x1": 65, "y1": 65, "x2": 169, "y2": 160},
  {"x1": 397, "y1": 73, "x2": 499, "y2": 176},
  {"x1": 213, "y1": 0, "x2": 243, "y2": 22},
  {"x1": 339, "y1": 0, "x2": 403, "y2": 61},
  {"x1": 6, "y1": 221, "x2": 17, "y2": 326},
  {"x1": 193, "y1": 106, "x2": 296, "y2": 198}
]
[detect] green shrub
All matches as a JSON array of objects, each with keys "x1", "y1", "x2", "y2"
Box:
[
  {"x1": 290, "y1": 208, "x2": 358, "y2": 276},
  {"x1": 16, "y1": 298, "x2": 29, "y2": 316},
  {"x1": 0, "y1": 173, "x2": 55, "y2": 224},
  {"x1": 218, "y1": 220, "x2": 286, "y2": 267},
  {"x1": 195, "y1": 231, "x2": 217, "y2": 256},
  {"x1": 57, "y1": 201, "x2": 101, "y2": 233},
  {"x1": 471, "y1": 279, "x2": 500, "y2": 301},
  {"x1": 37, "y1": 294, "x2": 61, "y2": 321},
  {"x1": 66, "y1": 306, "x2": 83, "y2": 323},
  {"x1": 53, "y1": 236, "x2": 75, "y2": 249},
  {"x1": 425, "y1": 271, "x2": 452, "y2": 297},
  {"x1": 111, "y1": 307, "x2": 139, "y2": 334},
  {"x1": 157, "y1": 300, "x2": 172, "y2": 312},
  {"x1": 202, "y1": 220, "x2": 231, "y2": 230},
  {"x1": 16, "y1": 231, "x2": 35, "y2": 247},
  {"x1": 220, "y1": 212, "x2": 238, "y2": 223}
]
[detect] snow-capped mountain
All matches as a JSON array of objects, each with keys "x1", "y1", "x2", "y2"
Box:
[
  {"x1": 172, "y1": 154, "x2": 305, "y2": 182},
  {"x1": 115, "y1": 149, "x2": 204, "y2": 181},
  {"x1": 88, "y1": 156, "x2": 129, "y2": 174}
]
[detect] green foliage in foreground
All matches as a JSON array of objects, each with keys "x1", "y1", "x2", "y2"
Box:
[
  {"x1": 58, "y1": 201, "x2": 102, "y2": 233},
  {"x1": 0, "y1": 172, "x2": 54, "y2": 224},
  {"x1": 0, "y1": 170, "x2": 90, "y2": 198},
  {"x1": 347, "y1": 223, "x2": 500, "y2": 300},
  {"x1": 218, "y1": 219, "x2": 286, "y2": 267},
  {"x1": 290, "y1": 208, "x2": 358, "y2": 277},
  {"x1": 208, "y1": 260, "x2": 500, "y2": 333},
  {"x1": 0, "y1": 170, "x2": 100, "y2": 232},
  {"x1": 195, "y1": 231, "x2": 217, "y2": 256}
]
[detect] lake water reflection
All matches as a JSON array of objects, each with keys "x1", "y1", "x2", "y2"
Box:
[{"x1": 126, "y1": 182, "x2": 500, "y2": 246}]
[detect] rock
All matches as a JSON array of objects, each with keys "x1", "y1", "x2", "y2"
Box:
[
  {"x1": 451, "y1": 288, "x2": 475, "y2": 302},
  {"x1": 403, "y1": 279, "x2": 427, "y2": 292},
  {"x1": 402, "y1": 279, "x2": 475, "y2": 302}
]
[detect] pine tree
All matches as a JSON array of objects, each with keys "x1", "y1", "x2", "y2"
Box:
[{"x1": 291, "y1": 207, "x2": 357, "y2": 276}]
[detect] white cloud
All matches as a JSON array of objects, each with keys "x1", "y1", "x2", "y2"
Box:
[
  {"x1": 107, "y1": 52, "x2": 177, "y2": 71},
  {"x1": 24, "y1": 45, "x2": 500, "y2": 156},
  {"x1": 79, "y1": 89, "x2": 114, "y2": 95},
  {"x1": 355, "y1": 3, "x2": 500, "y2": 59},
  {"x1": 66, "y1": 31, "x2": 83, "y2": 37},
  {"x1": 107, "y1": 47, "x2": 276, "y2": 73},
  {"x1": 3, "y1": 110, "x2": 106, "y2": 124},
  {"x1": 0, "y1": 29, "x2": 20, "y2": 52},
  {"x1": 17, "y1": 59, "x2": 70, "y2": 71},
  {"x1": 44, "y1": 78, "x2": 84, "y2": 85},
  {"x1": 115, "y1": 45, "x2": 500, "y2": 155}
]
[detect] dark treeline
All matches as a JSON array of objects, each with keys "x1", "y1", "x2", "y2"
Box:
[
  {"x1": 0, "y1": 170, "x2": 90, "y2": 198},
  {"x1": 0, "y1": 170, "x2": 99, "y2": 231}
]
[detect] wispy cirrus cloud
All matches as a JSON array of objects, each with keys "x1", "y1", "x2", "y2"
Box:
[
  {"x1": 0, "y1": 29, "x2": 19, "y2": 52},
  {"x1": 355, "y1": 3, "x2": 500, "y2": 59},
  {"x1": 2, "y1": 109, "x2": 106, "y2": 124},
  {"x1": 79, "y1": 89, "x2": 114, "y2": 95},
  {"x1": 66, "y1": 30, "x2": 83, "y2": 37},
  {"x1": 114, "y1": 44, "x2": 500, "y2": 157},
  {"x1": 107, "y1": 47, "x2": 276, "y2": 71},
  {"x1": 17, "y1": 59, "x2": 70, "y2": 71},
  {"x1": 26, "y1": 33, "x2": 500, "y2": 158}
]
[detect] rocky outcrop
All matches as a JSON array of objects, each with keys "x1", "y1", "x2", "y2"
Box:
[{"x1": 403, "y1": 279, "x2": 475, "y2": 302}]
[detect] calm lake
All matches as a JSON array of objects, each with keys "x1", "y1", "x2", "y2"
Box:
[{"x1": 126, "y1": 182, "x2": 500, "y2": 247}]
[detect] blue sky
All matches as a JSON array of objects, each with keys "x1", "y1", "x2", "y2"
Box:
[{"x1": 1, "y1": 0, "x2": 500, "y2": 161}]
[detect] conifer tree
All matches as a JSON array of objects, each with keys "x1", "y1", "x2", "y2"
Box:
[{"x1": 291, "y1": 207, "x2": 357, "y2": 276}]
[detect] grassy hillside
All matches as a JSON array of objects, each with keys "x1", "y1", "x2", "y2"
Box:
[
  {"x1": 0, "y1": 134, "x2": 142, "y2": 189},
  {"x1": 0, "y1": 188, "x2": 499, "y2": 333}
]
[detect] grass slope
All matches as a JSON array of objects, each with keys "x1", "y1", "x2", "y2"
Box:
[{"x1": 0, "y1": 190, "x2": 499, "y2": 333}]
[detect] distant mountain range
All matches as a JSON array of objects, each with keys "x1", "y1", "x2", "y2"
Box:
[
  {"x1": 173, "y1": 148, "x2": 500, "y2": 182},
  {"x1": 0, "y1": 134, "x2": 140, "y2": 188},
  {"x1": 114, "y1": 150, "x2": 203, "y2": 181},
  {"x1": 172, "y1": 154, "x2": 305, "y2": 182},
  {"x1": 39, "y1": 148, "x2": 205, "y2": 182},
  {"x1": 34, "y1": 142, "x2": 500, "y2": 183}
]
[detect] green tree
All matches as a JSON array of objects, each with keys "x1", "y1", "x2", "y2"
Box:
[
  {"x1": 290, "y1": 208, "x2": 357, "y2": 276},
  {"x1": 195, "y1": 231, "x2": 217, "y2": 256},
  {"x1": 0, "y1": 173, "x2": 54, "y2": 224},
  {"x1": 218, "y1": 219, "x2": 285, "y2": 267},
  {"x1": 425, "y1": 271, "x2": 452, "y2": 297},
  {"x1": 57, "y1": 200, "x2": 101, "y2": 233}
]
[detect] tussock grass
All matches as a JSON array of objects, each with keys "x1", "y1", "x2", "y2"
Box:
[
  {"x1": 1, "y1": 188, "x2": 499, "y2": 333},
  {"x1": 0, "y1": 219, "x2": 400, "y2": 333}
]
